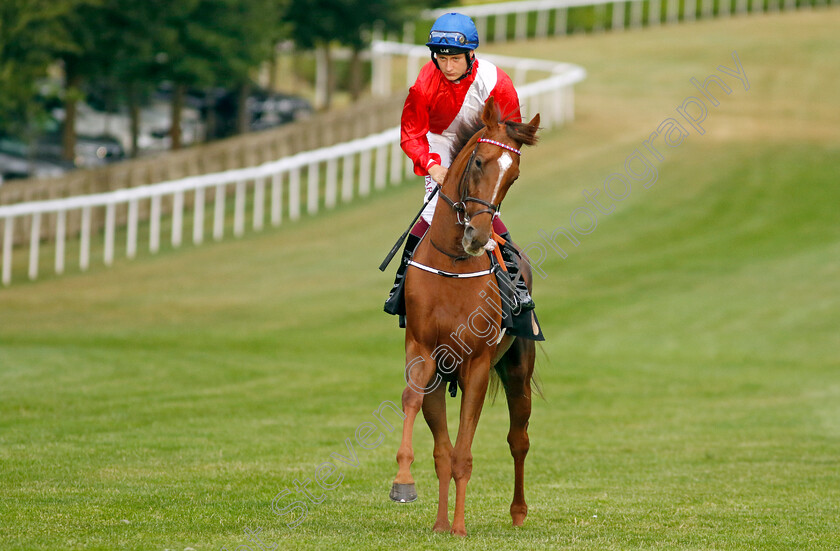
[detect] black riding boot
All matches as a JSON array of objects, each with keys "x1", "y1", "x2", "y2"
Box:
[
  {"x1": 384, "y1": 233, "x2": 421, "y2": 318},
  {"x1": 498, "y1": 232, "x2": 535, "y2": 312}
]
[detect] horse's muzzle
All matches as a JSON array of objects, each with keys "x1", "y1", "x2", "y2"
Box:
[{"x1": 463, "y1": 224, "x2": 489, "y2": 256}]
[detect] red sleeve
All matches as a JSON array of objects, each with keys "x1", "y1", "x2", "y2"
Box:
[
  {"x1": 400, "y1": 67, "x2": 442, "y2": 177},
  {"x1": 490, "y1": 68, "x2": 522, "y2": 123}
]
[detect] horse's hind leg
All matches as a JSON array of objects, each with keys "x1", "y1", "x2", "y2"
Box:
[
  {"x1": 422, "y1": 382, "x2": 453, "y2": 532},
  {"x1": 502, "y1": 337, "x2": 536, "y2": 527}
]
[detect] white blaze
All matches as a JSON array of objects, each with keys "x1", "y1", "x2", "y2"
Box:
[{"x1": 491, "y1": 152, "x2": 514, "y2": 204}]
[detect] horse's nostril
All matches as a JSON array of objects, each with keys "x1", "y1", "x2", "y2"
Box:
[{"x1": 464, "y1": 225, "x2": 475, "y2": 240}]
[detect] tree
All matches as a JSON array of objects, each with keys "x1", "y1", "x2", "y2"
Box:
[
  {"x1": 152, "y1": 0, "x2": 282, "y2": 147},
  {"x1": 0, "y1": 0, "x2": 76, "y2": 142},
  {"x1": 89, "y1": 0, "x2": 167, "y2": 157},
  {"x1": 284, "y1": 0, "x2": 342, "y2": 110},
  {"x1": 285, "y1": 0, "x2": 454, "y2": 108},
  {"x1": 50, "y1": 0, "x2": 282, "y2": 158},
  {"x1": 335, "y1": 0, "x2": 438, "y2": 102},
  {"x1": 46, "y1": 0, "x2": 180, "y2": 161}
]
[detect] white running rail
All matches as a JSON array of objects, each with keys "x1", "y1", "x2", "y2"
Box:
[
  {"x1": 415, "y1": 0, "x2": 835, "y2": 42},
  {"x1": 0, "y1": 44, "x2": 585, "y2": 286}
]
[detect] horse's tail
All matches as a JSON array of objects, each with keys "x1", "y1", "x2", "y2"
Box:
[
  {"x1": 532, "y1": 342, "x2": 546, "y2": 399},
  {"x1": 488, "y1": 340, "x2": 545, "y2": 404},
  {"x1": 488, "y1": 363, "x2": 504, "y2": 404}
]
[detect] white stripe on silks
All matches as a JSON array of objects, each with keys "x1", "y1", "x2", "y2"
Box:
[
  {"x1": 423, "y1": 59, "x2": 500, "y2": 225},
  {"x1": 443, "y1": 59, "x2": 498, "y2": 137},
  {"x1": 427, "y1": 58, "x2": 499, "y2": 168}
]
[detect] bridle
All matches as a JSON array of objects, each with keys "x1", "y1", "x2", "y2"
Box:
[{"x1": 437, "y1": 136, "x2": 522, "y2": 226}]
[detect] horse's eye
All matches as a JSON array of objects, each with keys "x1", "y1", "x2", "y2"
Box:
[{"x1": 474, "y1": 157, "x2": 483, "y2": 170}]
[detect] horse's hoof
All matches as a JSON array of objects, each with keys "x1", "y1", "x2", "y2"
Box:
[
  {"x1": 389, "y1": 482, "x2": 417, "y2": 503},
  {"x1": 450, "y1": 526, "x2": 467, "y2": 537},
  {"x1": 511, "y1": 504, "x2": 528, "y2": 526},
  {"x1": 432, "y1": 520, "x2": 450, "y2": 533}
]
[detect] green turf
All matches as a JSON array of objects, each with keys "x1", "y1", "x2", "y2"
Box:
[{"x1": 2, "y1": 10, "x2": 839, "y2": 551}]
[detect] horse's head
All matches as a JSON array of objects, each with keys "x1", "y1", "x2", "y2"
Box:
[{"x1": 456, "y1": 97, "x2": 540, "y2": 256}]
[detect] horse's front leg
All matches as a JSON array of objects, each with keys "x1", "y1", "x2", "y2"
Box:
[
  {"x1": 391, "y1": 346, "x2": 438, "y2": 503},
  {"x1": 450, "y1": 361, "x2": 491, "y2": 537},
  {"x1": 422, "y1": 382, "x2": 453, "y2": 532}
]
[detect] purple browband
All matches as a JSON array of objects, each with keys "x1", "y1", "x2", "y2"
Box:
[{"x1": 477, "y1": 138, "x2": 521, "y2": 156}]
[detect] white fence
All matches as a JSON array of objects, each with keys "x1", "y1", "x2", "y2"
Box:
[
  {"x1": 411, "y1": 0, "x2": 836, "y2": 41},
  {"x1": 0, "y1": 45, "x2": 586, "y2": 286},
  {"x1": 370, "y1": 41, "x2": 586, "y2": 124}
]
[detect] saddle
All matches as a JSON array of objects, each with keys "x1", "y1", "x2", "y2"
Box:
[{"x1": 488, "y1": 234, "x2": 545, "y2": 342}]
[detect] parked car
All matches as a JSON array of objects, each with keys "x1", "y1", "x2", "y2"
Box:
[
  {"x1": 0, "y1": 151, "x2": 67, "y2": 182},
  {"x1": 32, "y1": 130, "x2": 126, "y2": 168},
  {"x1": 1, "y1": 83, "x2": 313, "y2": 183},
  {"x1": 247, "y1": 90, "x2": 313, "y2": 130},
  {"x1": 154, "y1": 82, "x2": 312, "y2": 133},
  {"x1": 198, "y1": 87, "x2": 313, "y2": 139},
  {"x1": 55, "y1": 99, "x2": 204, "y2": 154},
  {"x1": 0, "y1": 127, "x2": 125, "y2": 182}
]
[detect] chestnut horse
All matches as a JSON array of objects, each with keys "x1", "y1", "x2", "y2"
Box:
[{"x1": 390, "y1": 97, "x2": 541, "y2": 536}]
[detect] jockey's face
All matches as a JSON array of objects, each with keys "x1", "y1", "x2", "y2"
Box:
[{"x1": 435, "y1": 53, "x2": 470, "y2": 81}]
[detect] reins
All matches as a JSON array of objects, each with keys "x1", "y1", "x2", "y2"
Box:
[{"x1": 430, "y1": 238, "x2": 470, "y2": 262}]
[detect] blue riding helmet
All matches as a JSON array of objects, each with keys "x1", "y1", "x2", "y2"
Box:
[{"x1": 426, "y1": 13, "x2": 479, "y2": 55}]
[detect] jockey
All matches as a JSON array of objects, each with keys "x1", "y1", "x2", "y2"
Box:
[{"x1": 384, "y1": 12, "x2": 535, "y2": 320}]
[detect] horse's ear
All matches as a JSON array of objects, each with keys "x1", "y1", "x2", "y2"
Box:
[
  {"x1": 482, "y1": 96, "x2": 499, "y2": 127},
  {"x1": 528, "y1": 113, "x2": 540, "y2": 130}
]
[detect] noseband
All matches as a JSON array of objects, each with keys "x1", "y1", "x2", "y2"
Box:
[{"x1": 437, "y1": 137, "x2": 521, "y2": 226}]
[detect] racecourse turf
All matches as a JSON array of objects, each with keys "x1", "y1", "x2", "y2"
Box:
[{"x1": 1, "y1": 9, "x2": 839, "y2": 551}]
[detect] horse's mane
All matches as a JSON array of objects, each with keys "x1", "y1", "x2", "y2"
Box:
[
  {"x1": 449, "y1": 114, "x2": 486, "y2": 161},
  {"x1": 448, "y1": 107, "x2": 539, "y2": 161}
]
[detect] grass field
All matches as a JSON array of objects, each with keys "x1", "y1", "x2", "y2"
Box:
[{"x1": 2, "y1": 10, "x2": 840, "y2": 551}]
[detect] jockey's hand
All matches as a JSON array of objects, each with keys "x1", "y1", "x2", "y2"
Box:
[{"x1": 428, "y1": 164, "x2": 448, "y2": 185}]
